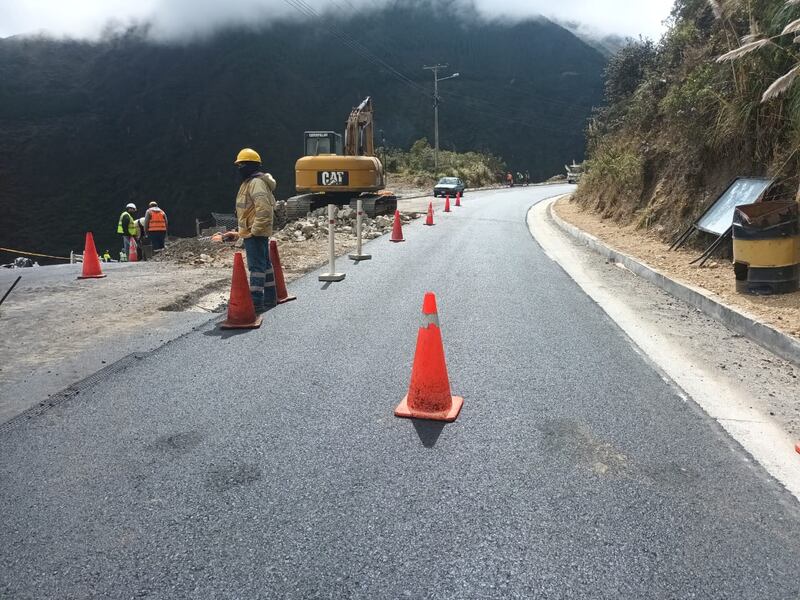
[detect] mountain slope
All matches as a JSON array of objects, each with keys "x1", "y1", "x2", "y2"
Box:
[{"x1": 0, "y1": 4, "x2": 605, "y2": 255}]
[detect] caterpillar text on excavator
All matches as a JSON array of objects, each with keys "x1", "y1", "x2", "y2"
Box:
[{"x1": 285, "y1": 97, "x2": 397, "y2": 220}]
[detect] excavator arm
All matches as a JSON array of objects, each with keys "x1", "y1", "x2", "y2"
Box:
[{"x1": 344, "y1": 97, "x2": 374, "y2": 157}]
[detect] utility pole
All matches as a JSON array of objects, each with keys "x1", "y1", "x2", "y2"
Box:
[{"x1": 423, "y1": 65, "x2": 459, "y2": 172}]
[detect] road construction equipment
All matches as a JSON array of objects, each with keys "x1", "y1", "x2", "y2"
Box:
[
  {"x1": 220, "y1": 252, "x2": 263, "y2": 330},
  {"x1": 424, "y1": 202, "x2": 434, "y2": 226},
  {"x1": 348, "y1": 198, "x2": 372, "y2": 262},
  {"x1": 566, "y1": 161, "x2": 584, "y2": 184},
  {"x1": 269, "y1": 239, "x2": 296, "y2": 304},
  {"x1": 395, "y1": 292, "x2": 463, "y2": 422},
  {"x1": 235, "y1": 148, "x2": 262, "y2": 164},
  {"x1": 77, "y1": 233, "x2": 106, "y2": 280},
  {"x1": 390, "y1": 210, "x2": 405, "y2": 243},
  {"x1": 286, "y1": 97, "x2": 397, "y2": 220},
  {"x1": 319, "y1": 204, "x2": 345, "y2": 282},
  {"x1": 733, "y1": 201, "x2": 799, "y2": 295}
]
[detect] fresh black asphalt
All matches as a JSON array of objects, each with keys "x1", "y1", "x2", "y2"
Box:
[{"x1": 1, "y1": 185, "x2": 799, "y2": 599}]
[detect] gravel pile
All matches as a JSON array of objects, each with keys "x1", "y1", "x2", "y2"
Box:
[
  {"x1": 273, "y1": 207, "x2": 418, "y2": 243},
  {"x1": 154, "y1": 208, "x2": 420, "y2": 267}
]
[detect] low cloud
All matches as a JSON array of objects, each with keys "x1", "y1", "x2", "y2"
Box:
[{"x1": 0, "y1": 0, "x2": 672, "y2": 41}]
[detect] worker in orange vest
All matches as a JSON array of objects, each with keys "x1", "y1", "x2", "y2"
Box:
[{"x1": 144, "y1": 201, "x2": 168, "y2": 251}]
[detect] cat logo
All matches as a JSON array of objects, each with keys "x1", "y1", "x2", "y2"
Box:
[{"x1": 317, "y1": 171, "x2": 349, "y2": 186}]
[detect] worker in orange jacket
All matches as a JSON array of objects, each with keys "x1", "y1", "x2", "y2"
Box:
[{"x1": 144, "y1": 201, "x2": 168, "y2": 251}]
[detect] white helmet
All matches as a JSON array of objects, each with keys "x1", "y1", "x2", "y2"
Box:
[{"x1": 126, "y1": 203, "x2": 137, "y2": 211}]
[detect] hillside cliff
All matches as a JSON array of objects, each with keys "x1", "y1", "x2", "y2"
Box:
[
  {"x1": 577, "y1": 0, "x2": 800, "y2": 241},
  {"x1": 0, "y1": 3, "x2": 605, "y2": 255}
]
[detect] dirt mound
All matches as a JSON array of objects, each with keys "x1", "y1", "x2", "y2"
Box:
[{"x1": 153, "y1": 209, "x2": 421, "y2": 271}]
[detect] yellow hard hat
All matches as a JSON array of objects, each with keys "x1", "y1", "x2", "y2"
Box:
[{"x1": 235, "y1": 148, "x2": 261, "y2": 164}]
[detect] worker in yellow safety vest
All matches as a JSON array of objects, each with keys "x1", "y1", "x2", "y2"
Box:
[
  {"x1": 117, "y1": 203, "x2": 139, "y2": 259},
  {"x1": 144, "y1": 201, "x2": 168, "y2": 251}
]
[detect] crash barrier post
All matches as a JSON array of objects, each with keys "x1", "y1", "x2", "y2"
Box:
[
  {"x1": 348, "y1": 198, "x2": 372, "y2": 262},
  {"x1": 319, "y1": 204, "x2": 346, "y2": 282}
]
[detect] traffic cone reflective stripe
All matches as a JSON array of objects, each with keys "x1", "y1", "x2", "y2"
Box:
[
  {"x1": 444, "y1": 195, "x2": 451, "y2": 212},
  {"x1": 269, "y1": 239, "x2": 296, "y2": 304},
  {"x1": 77, "y1": 232, "x2": 107, "y2": 279},
  {"x1": 395, "y1": 292, "x2": 463, "y2": 422},
  {"x1": 390, "y1": 210, "x2": 405, "y2": 242},
  {"x1": 220, "y1": 252, "x2": 263, "y2": 330},
  {"x1": 425, "y1": 202, "x2": 435, "y2": 226},
  {"x1": 455, "y1": 192, "x2": 461, "y2": 207},
  {"x1": 128, "y1": 237, "x2": 138, "y2": 262}
]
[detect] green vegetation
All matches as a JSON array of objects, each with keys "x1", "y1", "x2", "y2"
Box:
[
  {"x1": 577, "y1": 0, "x2": 800, "y2": 238},
  {"x1": 384, "y1": 139, "x2": 506, "y2": 187},
  {"x1": 0, "y1": 5, "x2": 605, "y2": 256}
]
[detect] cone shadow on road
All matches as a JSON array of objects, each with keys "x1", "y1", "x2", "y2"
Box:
[
  {"x1": 411, "y1": 419, "x2": 446, "y2": 448},
  {"x1": 202, "y1": 326, "x2": 256, "y2": 340},
  {"x1": 320, "y1": 282, "x2": 333, "y2": 290}
]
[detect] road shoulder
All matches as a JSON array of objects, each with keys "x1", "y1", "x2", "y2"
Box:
[{"x1": 529, "y1": 195, "x2": 800, "y2": 500}]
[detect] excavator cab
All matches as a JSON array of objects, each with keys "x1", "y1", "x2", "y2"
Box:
[{"x1": 304, "y1": 131, "x2": 343, "y2": 156}]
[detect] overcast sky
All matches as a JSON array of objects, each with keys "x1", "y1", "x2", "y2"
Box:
[{"x1": 0, "y1": 0, "x2": 674, "y2": 40}]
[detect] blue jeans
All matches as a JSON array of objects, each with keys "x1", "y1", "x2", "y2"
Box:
[
  {"x1": 122, "y1": 236, "x2": 131, "y2": 255},
  {"x1": 243, "y1": 236, "x2": 276, "y2": 310}
]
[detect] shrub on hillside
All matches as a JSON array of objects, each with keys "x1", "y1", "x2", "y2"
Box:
[{"x1": 384, "y1": 139, "x2": 506, "y2": 188}]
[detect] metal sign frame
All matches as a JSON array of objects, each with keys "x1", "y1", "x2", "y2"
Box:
[{"x1": 670, "y1": 177, "x2": 774, "y2": 265}]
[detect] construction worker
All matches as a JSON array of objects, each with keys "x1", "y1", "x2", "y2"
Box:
[
  {"x1": 506, "y1": 172, "x2": 514, "y2": 187},
  {"x1": 144, "y1": 201, "x2": 168, "y2": 251},
  {"x1": 117, "y1": 203, "x2": 139, "y2": 259},
  {"x1": 234, "y1": 148, "x2": 277, "y2": 312}
]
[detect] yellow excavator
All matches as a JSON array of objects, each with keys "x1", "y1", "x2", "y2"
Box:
[{"x1": 285, "y1": 97, "x2": 397, "y2": 220}]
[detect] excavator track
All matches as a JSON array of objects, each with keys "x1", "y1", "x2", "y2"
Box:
[
  {"x1": 349, "y1": 194, "x2": 397, "y2": 218},
  {"x1": 285, "y1": 193, "x2": 397, "y2": 221}
]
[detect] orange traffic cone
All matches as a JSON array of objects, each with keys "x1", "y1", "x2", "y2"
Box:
[
  {"x1": 269, "y1": 239, "x2": 296, "y2": 304},
  {"x1": 795, "y1": 441, "x2": 800, "y2": 455},
  {"x1": 77, "y1": 232, "x2": 107, "y2": 279},
  {"x1": 395, "y1": 292, "x2": 463, "y2": 422},
  {"x1": 220, "y1": 252, "x2": 263, "y2": 330},
  {"x1": 424, "y1": 202, "x2": 435, "y2": 226},
  {"x1": 455, "y1": 192, "x2": 461, "y2": 207},
  {"x1": 444, "y1": 195, "x2": 451, "y2": 213},
  {"x1": 128, "y1": 237, "x2": 138, "y2": 262},
  {"x1": 390, "y1": 210, "x2": 405, "y2": 242}
]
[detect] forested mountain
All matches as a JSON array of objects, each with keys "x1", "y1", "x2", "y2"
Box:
[{"x1": 0, "y1": 1, "x2": 605, "y2": 255}]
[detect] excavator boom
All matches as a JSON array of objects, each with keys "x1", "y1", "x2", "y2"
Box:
[{"x1": 344, "y1": 97, "x2": 375, "y2": 157}]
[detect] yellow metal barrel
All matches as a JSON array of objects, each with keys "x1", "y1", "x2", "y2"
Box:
[{"x1": 733, "y1": 202, "x2": 799, "y2": 295}]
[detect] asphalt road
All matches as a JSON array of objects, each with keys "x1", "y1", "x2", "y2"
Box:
[{"x1": 1, "y1": 184, "x2": 799, "y2": 599}]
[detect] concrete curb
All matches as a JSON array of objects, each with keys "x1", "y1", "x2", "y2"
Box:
[{"x1": 546, "y1": 198, "x2": 800, "y2": 367}]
